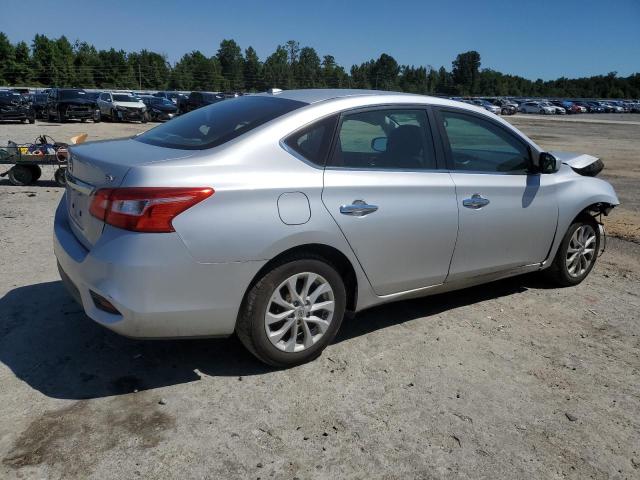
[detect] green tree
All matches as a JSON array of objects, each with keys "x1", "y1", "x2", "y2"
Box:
[
  {"x1": 217, "y1": 39, "x2": 244, "y2": 91},
  {"x1": 295, "y1": 46, "x2": 321, "y2": 88},
  {"x1": 243, "y1": 46, "x2": 263, "y2": 91},
  {"x1": 0, "y1": 32, "x2": 15, "y2": 84},
  {"x1": 322, "y1": 55, "x2": 348, "y2": 88},
  {"x1": 452, "y1": 50, "x2": 481, "y2": 95},
  {"x1": 263, "y1": 45, "x2": 289, "y2": 89},
  {"x1": 10, "y1": 41, "x2": 32, "y2": 84},
  {"x1": 372, "y1": 53, "x2": 399, "y2": 90}
]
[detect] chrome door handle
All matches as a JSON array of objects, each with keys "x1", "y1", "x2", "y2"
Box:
[
  {"x1": 462, "y1": 193, "x2": 490, "y2": 209},
  {"x1": 340, "y1": 199, "x2": 378, "y2": 217}
]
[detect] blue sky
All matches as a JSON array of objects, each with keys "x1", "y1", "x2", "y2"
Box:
[{"x1": 2, "y1": 0, "x2": 639, "y2": 80}]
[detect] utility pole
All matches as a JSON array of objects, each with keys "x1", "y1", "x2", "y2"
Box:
[{"x1": 138, "y1": 63, "x2": 142, "y2": 90}]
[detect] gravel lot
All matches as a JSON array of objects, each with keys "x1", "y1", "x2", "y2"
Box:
[{"x1": 1, "y1": 115, "x2": 639, "y2": 479}]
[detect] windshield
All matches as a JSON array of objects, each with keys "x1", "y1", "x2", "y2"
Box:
[
  {"x1": 113, "y1": 94, "x2": 138, "y2": 102},
  {"x1": 60, "y1": 90, "x2": 86, "y2": 100},
  {"x1": 136, "y1": 95, "x2": 306, "y2": 150},
  {"x1": 0, "y1": 92, "x2": 23, "y2": 103}
]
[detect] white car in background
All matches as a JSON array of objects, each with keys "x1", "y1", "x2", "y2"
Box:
[
  {"x1": 96, "y1": 92, "x2": 148, "y2": 122},
  {"x1": 519, "y1": 101, "x2": 556, "y2": 115},
  {"x1": 539, "y1": 101, "x2": 566, "y2": 114},
  {"x1": 471, "y1": 99, "x2": 501, "y2": 114},
  {"x1": 603, "y1": 102, "x2": 624, "y2": 113}
]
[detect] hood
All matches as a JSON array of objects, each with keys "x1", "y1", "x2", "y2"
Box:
[
  {"x1": 113, "y1": 100, "x2": 145, "y2": 108},
  {"x1": 550, "y1": 151, "x2": 604, "y2": 177}
]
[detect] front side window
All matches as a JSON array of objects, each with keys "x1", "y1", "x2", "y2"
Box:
[
  {"x1": 440, "y1": 110, "x2": 530, "y2": 174},
  {"x1": 284, "y1": 115, "x2": 338, "y2": 166},
  {"x1": 328, "y1": 109, "x2": 435, "y2": 170},
  {"x1": 136, "y1": 96, "x2": 306, "y2": 150}
]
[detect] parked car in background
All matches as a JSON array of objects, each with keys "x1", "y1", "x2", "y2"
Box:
[
  {"x1": 471, "y1": 99, "x2": 501, "y2": 114},
  {"x1": 539, "y1": 101, "x2": 566, "y2": 114},
  {"x1": 54, "y1": 89, "x2": 618, "y2": 367},
  {"x1": 45, "y1": 88, "x2": 98, "y2": 122},
  {"x1": 585, "y1": 101, "x2": 605, "y2": 113},
  {"x1": 139, "y1": 95, "x2": 178, "y2": 121},
  {"x1": 0, "y1": 90, "x2": 35, "y2": 123},
  {"x1": 519, "y1": 101, "x2": 556, "y2": 114},
  {"x1": 607, "y1": 101, "x2": 628, "y2": 113},
  {"x1": 153, "y1": 91, "x2": 183, "y2": 105},
  {"x1": 96, "y1": 92, "x2": 148, "y2": 122},
  {"x1": 492, "y1": 99, "x2": 517, "y2": 115},
  {"x1": 551, "y1": 100, "x2": 582, "y2": 114},
  {"x1": 177, "y1": 91, "x2": 225, "y2": 114}
]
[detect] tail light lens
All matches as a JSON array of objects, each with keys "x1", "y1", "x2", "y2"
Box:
[{"x1": 89, "y1": 187, "x2": 214, "y2": 233}]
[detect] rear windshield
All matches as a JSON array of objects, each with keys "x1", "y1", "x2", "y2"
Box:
[{"x1": 135, "y1": 96, "x2": 306, "y2": 150}]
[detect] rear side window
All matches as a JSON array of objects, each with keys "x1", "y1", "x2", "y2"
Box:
[
  {"x1": 136, "y1": 96, "x2": 306, "y2": 150},
  {"x1": 283, "y1": 115, "x2": 338, "y2": 166},
  {"x1": 440, "y1": 110, "x2": 530, "y2": 174}
]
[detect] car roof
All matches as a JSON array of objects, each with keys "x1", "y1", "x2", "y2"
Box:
[{"x1": 256, "y1": 88, "x2": 424, "y2": 104}]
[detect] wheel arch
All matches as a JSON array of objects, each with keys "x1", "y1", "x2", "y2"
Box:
[{"x1": 243, "y1": 243, "x2": 359, "y2": 313}]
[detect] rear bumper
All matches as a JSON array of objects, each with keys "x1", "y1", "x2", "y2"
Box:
[{"x1": 53, "y1": 194, "x2": 265, "y2": 338}]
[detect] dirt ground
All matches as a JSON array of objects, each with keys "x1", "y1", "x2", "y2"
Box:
[{"x1": 0, "y1": 115, "x2": 639, "y2": 479}]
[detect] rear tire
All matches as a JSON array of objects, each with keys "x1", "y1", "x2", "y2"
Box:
[
  {"x1": 8, "y1": 165, "x2": 34, "y2": 186},
  {"x1": 544, "y1": 217, "x2": 600, "y2": 286},
  {"x1": 236, "y1": 255, "x2": 346, "y2": 367}
]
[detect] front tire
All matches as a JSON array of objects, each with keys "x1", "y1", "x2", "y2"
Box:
[
  {"x1": 545, "y1": 217, "x2": 600, "y2": 286},
  {"x1": 236, "y1": 256, "x2": 346, "y2": 367}
]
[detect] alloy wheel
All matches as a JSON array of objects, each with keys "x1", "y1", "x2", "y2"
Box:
[
  {"x1": 565, "y1": 224, "x2": 597, "y2": 278},
  {"x1": 264, "y1": 272, "x2": 335, "y2": 353}
]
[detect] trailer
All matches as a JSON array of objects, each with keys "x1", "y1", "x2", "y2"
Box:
[{"x1": 0, "y1": 134, "x2": 86, "y2": 187}]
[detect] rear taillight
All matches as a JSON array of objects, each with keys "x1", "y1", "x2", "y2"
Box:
[{"x1": 89, "y1": 187, "x2": 214, "y2": 233}]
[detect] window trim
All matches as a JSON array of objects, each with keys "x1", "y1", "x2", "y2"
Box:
[
  {"x1": 280, "y1": 113, "x2": 340, "y2": 169},
  {"x1": 433, "y1": 106, "x2": 535, "y2": 175},
  {"x1": 325, "y1": 104, "x2": 444, "y2": 173}
]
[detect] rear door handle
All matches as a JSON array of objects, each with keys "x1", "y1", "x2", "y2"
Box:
[
  {"x1": 462, "y1": 193, "x2": 490, "y2": 209},
  {"x1": 340, "y1": 199, "x2": 378, "y2": 217}
]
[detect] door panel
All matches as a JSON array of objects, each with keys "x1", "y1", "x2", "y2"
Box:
[
  {"x1": 447, "y1": 173, "x2": 557, "y2": 281},
  {"x1": 322, "y1": 170, "x2": 458, "y2": 295},
  {"x1": 435, "y1": 108, "x2": 558, "y2": 281}
]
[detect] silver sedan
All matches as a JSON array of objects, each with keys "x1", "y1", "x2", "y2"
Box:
[{"x1": 54, "y1": 90, "x2": 619, "y2": 366}]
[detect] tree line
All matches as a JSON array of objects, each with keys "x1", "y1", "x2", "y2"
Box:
[{"x1": 0, "y1": 33, "x2": 638, "y2": 99}]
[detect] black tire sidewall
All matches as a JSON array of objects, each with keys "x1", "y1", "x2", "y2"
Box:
[
  {"x1": 554, "y1": 219, "x2": 600, "y2": 285},
  {"x1": 8, "y1": 165, "x2": 33, "y2": 186},
  {"x1": 243, "y1": 258, "x2": 346, "y2": 367}
]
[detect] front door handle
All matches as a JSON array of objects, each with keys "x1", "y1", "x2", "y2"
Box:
[
  {"x1": 340, "y1": 199, "x2": 378, "y2": 217},
  {"x1": 463, "y1": 193, "x2": 490, "y2": 209}
]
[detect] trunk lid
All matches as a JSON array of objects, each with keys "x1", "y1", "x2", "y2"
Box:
[
  {"x1": 550, "y1": 151, "x2": 604, "y2": 177},
  {"x1": 65, "y1": 138, "x2": 194, "y2": 249}
]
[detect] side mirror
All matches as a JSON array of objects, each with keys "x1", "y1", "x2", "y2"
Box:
[
  {"x1": 538, "y1": 152, "x2": 560, "y2": 174},
  {"x1": 371, "y1": 137, "x2": 387, "y2": 152}
]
